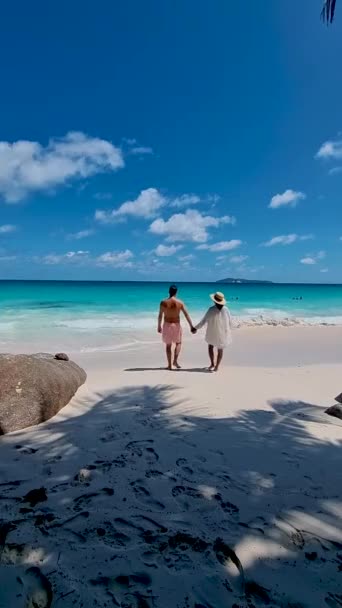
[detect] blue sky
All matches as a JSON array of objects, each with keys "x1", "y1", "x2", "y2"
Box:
[{"x1": 0, "y1": 0, "x2": 341, "y2": 282}]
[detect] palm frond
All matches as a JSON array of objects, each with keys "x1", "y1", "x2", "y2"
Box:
[{"x1": 321, "y1": 0, "x2": 337, "y2": 24}]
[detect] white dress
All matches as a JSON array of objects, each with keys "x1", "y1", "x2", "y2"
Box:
[{"x1": 195, "y1": 305, "x2": 232, "y2": 348}]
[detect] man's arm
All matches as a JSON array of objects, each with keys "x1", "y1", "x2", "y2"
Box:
[
  {"x1": 181, "y1": 302, "x2": 194, "y2": 329},
  {"x1": 157, "y1": 302, "x2": 164, "y2": 333}
]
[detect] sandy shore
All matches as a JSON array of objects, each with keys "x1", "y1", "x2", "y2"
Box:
[{"x1": 0, "y1": 327, "x2": 342, "y2": 607}]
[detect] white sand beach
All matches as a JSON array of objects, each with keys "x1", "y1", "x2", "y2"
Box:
[{"x1": 1, "y1": 327, "x2": 342, "y2": 607}]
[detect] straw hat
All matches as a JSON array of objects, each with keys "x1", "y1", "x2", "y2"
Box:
[{"x1": 210, "y1": 291, "x2": 227, "y2": 305}]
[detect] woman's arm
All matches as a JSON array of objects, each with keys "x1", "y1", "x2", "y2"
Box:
[{"x1": 195, "y1": 309, "x2": 210, "y2": 330}]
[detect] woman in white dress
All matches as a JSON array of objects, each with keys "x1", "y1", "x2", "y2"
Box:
[{"x1": 193, "y1": 291, "x2": 232, "y2": 371}]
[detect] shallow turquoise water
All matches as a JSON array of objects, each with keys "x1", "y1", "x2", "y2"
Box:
[{"x1": 1, "y1": 281, "x2": 342, "y2": 337}]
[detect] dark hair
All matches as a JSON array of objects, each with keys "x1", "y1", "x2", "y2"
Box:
[{"x1": 169, "y1": 284, "x2": 178, "y2": 296}]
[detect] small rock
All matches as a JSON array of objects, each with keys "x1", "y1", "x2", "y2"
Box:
[
  {"x1": 335, "y1": 393, "x2": 342, "y2": 404},
  {"x1": 76, "y1": 468, "x2": 92, "y2": 483},
  {"x1": 54, "y1": 353, "x2": 69, "y2": 361},
  {"x1": 326, "y1": 404, "x2": 342, "y2": 420}
]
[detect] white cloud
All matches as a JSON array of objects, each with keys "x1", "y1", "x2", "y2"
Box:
[
  {"x1": 170, "y1": 194, "x2": 201, "y2": 208},
  {"x1": 0, "y1": 255, "x2": 17, "y2": 261},
  {"x1": 198, "y1": 239, "x2": 242, "y2": 252},
  {"x1": 68, "y1": 229, "x2": 94, "y2": 240},
  {"x1": 40, "y1": 249, "x2": 134, "y2": 268},
  {"x1": 96, "y1": 188, "x2": 166, "y2": 222},
  {"x1": 96, "y1": 250, "x2": 134, "y2": 268},
  {"x1": 263, "y1": 234, "x2": 313, "y2": 247},
  {"x1": 269, "y1": 189, "x2": 306, "y2": 209},
  {"x1": 230, "y1": 255, "x2": 248, "y2": 264},
  {"x1": 42, "y1": 250, "x2": 89, "y2": 265},
  {"x1": 130, "y1": 146, "x2": 153, "y2": 155},
  {"x1": 178, "y1": 254, "x2": 195, "y2": 262},
  {"x1": 300, "y1": 250, "x2": 326, "y2": 265},
  {"x1": 328, "y1": 166, "x2": 342, "y2": 175},
  {"x1": 0, "y1": 131, "x2": 124, "y2": 203},
  {"x1": 154, "y1": 244, "x2": 183, "y2": 257},
  {"x1": 94, "y1": 192, "x2": 113, "y2": 200},
  {"x1": 320, "y1": 268, "x2": 329, "y2": 273},
  {"x1": 0, "y1": 224, "x2": 17, "y2": 234},
  {"x1": 150, "y1": 210, "x2": 235, "y2": 243},
  {"x1": 316, "y1": 138, "x2": 342, "y2": 160}
]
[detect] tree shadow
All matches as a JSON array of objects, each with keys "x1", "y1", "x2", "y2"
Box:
[{"x1": 0, "y1": 385, "x2": 341, "y2": 607}]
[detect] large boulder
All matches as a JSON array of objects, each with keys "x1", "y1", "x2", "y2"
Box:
[
  {"x1": 0, "y1": 353, "x2": 86, "y2": 434},
  {"x1": 326, "y1": 404, "x2": 342, "y2": 420}
]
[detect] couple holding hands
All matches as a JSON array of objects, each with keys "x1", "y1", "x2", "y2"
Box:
[{"x1": 157, "y1": 284, "x2": 232, "y2": 372}]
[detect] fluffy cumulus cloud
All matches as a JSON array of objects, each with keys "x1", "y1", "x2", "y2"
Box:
[
  {"x1": 197, "y1": 239, "x2": 242, "y2": 252},
  {"x1": 316, "y1": 137, "x2": 342, "y2": 160},
  {"x1": 0, "y1": 224, "x2": 17, "y2": 234},
  {"x1": 263, "y1": 234, "x2": 313, "y2": 247},
  {"x1": 300, "y1": 251, "x2": 326, "y2": 265},
  {"x1": 0, "y1": 131, "x2": 124, "y2": 203},
  {"x1": 67, "y1": 229, "x2": 94, "y2": 240},
  {"x1": 96, "y1": 250, "x2": 134, "y2": 268},
  {"x1": 269, "y1": 189, "x2": 306, "y2": 209},
  {"x1": 95, "y1": 188, "x2": 166, "y2": 222},
  {"x1": 149, "y1": 210, "x2": 235, "y2": 243},
  {"x1": 154, "y1": 244, "x2": 183, "y2": 257},
  {"x1": 96, "y1": 190, "x2": 228, "y2": 222}
]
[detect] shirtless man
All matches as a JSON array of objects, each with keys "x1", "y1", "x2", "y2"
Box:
[{"x1": 157, "y1": 284, "x2": 194, "y2": 370}]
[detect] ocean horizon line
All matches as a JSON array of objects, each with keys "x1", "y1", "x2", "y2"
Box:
[{"x1": 0, "y1": 279, "x2": 342, "y2": 287}]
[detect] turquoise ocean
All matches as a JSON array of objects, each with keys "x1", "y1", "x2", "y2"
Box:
[{"x1": 1, "y1": 281, "x2": 342, "y2": 352}]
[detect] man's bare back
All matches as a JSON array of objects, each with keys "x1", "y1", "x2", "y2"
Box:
[
  {"x1": 160, "y1": 296, "x2": 184, "y2": 323},
  {"x1": 157, "y1": 285, "x2": 194, "y2": 370}
]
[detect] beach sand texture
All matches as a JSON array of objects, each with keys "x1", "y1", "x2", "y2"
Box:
[{"x1": 0, "y1": 330, "x2": 342, "y2": 607}]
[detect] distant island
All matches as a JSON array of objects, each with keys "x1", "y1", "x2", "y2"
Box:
[{"x1": 216, "y1": 278, "x2": 273, "y2": 284}]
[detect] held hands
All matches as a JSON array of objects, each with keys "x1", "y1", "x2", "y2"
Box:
[{"x1": 191, "y1": 326, "x2": 197, "y2": 334}]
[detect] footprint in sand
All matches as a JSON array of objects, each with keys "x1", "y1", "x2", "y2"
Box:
[
  {"x1": 126, "y1": 440, "x2": 159, "y2": 464},
  {"x1": 131, "y1": 481, "x2": 165, "y2": 511},
  {"x1": 214, "y1": 493, "x2": 240, "y2": 517},
  {"x1": 90, "y1": 571, "x2": 152, "y2": 607},
  {"x1": 171, "y1": 485, "x2": 205, "y2": 510},
  {"x1": 142, "y1": 530, "x2": 210, "y2": 573},
  {"x1": 176, "y1": 458, "x2": 194, "y2": 476},
  {"x1": 73, "y1": 487, "x2": 114, "y2": 511}
]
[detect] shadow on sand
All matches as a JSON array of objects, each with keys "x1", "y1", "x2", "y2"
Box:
[
  {"x1": 0, "y1": 383, "x2": 341, "y2": 607},
  {"x1": 125, "y1": 366, "x2": 212, "y2": 373}
]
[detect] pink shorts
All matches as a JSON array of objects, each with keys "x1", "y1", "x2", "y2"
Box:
[{"x1": 162, "y1": 322, "x2": 182, "y2": 345}]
